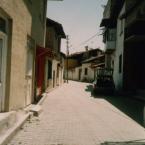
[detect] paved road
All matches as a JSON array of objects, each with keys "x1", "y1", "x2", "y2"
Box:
[{"x1": 8, "y1": 81, "x2": 145, "y2": 145}]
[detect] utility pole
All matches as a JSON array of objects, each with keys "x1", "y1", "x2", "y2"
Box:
[{"x1": 66, "y1": 35, "x2": 69, "y2": 83}]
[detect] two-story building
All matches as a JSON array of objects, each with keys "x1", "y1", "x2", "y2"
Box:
[
  {"x1": 46, "y1": 19, "x2": 66, "y2": 89},
  {"x1": 36, "y1": 18, "x2": 66, "y2": 95},
  {"x1": 0, "y1": 0, "x2": 47, "y2": 112},
  {"x1": 101, "y1": 0, "x2": 145, "y2": 94},
  {"x1": 65, "y1": 48, "x2": 105, "y2": 82},
  {"x1": 100, "y1": 0, "x2": 124, "y2": 90}
]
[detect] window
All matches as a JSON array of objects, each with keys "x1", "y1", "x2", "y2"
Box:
[
  {"x1": 107, "y1": 30, "x2": 116, "y2": 41},
  {"x1": 112, "y1": 60, "x2": 114, "y2": 68},
  {"x1": 120, "y1": 20, "x2": 123, "y2": 35},
  {"x1": 57, "y1": 64, "x2": 59, "y2": 78},
  {"x1": 0, "y1": 18, "x2": 6, "y2": 33},
  {"x1": 47, "y1": 60, "x2": 52, "y2": 79},
  {"x1": 85, "y1": 68, "x2": 88, "y2": 75},
  {"x1": 27, "y1": 35, "x2": 35, "y2": 50},
  {"x1": 26, "y1": 36, "x2": 35, "y2": 76},
  {"x1": 119, "y1": 54, "x2": 122, "y2": 73},
  {"x1": 110, "y1": 32, "x2": 116, "y2": 41},
  {"x1": 103, "y1": 31, "x2": 107, "y2": 43},
  {"x1": 26, "y1": 49, "x2": 33, "y2": 76}
]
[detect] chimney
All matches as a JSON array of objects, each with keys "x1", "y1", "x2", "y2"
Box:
[{"x1": 85, "y1": 46, "x2": 89, "y2": 51}]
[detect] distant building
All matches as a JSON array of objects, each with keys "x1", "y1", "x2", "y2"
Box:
[{"x1": 65, "y1": 48, "x2": 105, "y2": 82}]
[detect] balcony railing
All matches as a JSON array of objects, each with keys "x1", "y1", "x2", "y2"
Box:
[
  {"x1": 125, "y1": 20, "x2": 145, "y2": 42},
  {"x1": 105, "y1": 40, "x2": 116, "y2": 52}
]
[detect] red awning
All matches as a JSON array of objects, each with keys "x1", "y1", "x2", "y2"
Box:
[
  {"x1": 90, "y1": 63, "x2": 105, "y2": 68},
  {"x1": 36, "y1": 46, "x2": 55, "y2": 95},
  {"x1": 36, "y1": 46, "x2": 55, "y2": 58}
]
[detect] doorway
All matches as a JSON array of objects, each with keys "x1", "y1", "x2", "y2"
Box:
[
  {"x1": 0, "y1": 32, "x2": 7, "y2": 111},
  {"x1": 79, "y1": 69, "x2": 82, "y2": 81},
  {"x1": 25, "y1": 36, "x2": 34, "y2": 106},
  {"x1": 53, "y1": 70, "x2": 55, "y2": 88}
]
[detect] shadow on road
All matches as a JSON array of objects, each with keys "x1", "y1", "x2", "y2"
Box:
[
  {"x1": 85, "y1": 85, "x2": 94, "y2": 92},
  {"x1": 85, "y1": 84, "x2": 145, "y2": 127},
  {"x1": 101, "y1": 140, "x2": 145, "y2": 145}
]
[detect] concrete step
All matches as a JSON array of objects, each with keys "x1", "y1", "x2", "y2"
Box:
[
  {"x1": 29, "y1": 104, "x2": 43, "y2": 116},
  {"x1": 0, "y1": 111, "x2": 17, "y2": 135},
  {"x1": 24, "y1": 104, "x2": 43, "y2": 116},
  {"x1": 0, "y1": 111, "x2": 31, "y2": 145}
]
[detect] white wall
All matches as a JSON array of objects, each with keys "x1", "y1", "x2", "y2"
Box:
[
  {"x1": 67, "y1": 63, "x2": 95, "y2": 82},
  {"x1": 52, "y1": 59, "x2": 64, "y2": 87},
  {"x1": 113, "y1": 3, "x2": 125, "y2": 90},
  {"x1": 52, "y1": 59, "x2": 58, "y2": 88},
  {"x1": 74, "y1": 67, "x2": 82, "y2": 81},
  {"x1": 81, "y1": 63, "x2": 95, "y2": 82},
  {"x1": 67, "y1": 66, "x2": 82, "y2": 81},
  {"x1": 68, "y1": 69, "x2": 74, "y2": 80}
]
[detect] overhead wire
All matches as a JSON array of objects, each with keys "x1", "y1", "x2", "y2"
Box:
[{"x1": 69, "y1": 31, "x2": 101, "y2": 50}]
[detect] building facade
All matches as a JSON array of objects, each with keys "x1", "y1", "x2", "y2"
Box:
[
  {"x1": 36, "y1": 18, "x2": 66, "y2": 95},
  {"x1": 123, "y1": 0, "x2": 145, "y2": 92},
  {"x1": 101, "y1": 0, "x2": 145, "y2": 94},
  {"x1": 65, "y1": 48, "x2": 105, "y2": 82},
  {"x1": 0, "y1": 0, "x2": 47, "y2": 112}
]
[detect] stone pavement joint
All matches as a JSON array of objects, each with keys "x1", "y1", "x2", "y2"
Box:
[{"x1": 7, "y1": 81, "x2": 145, "y2": 145}]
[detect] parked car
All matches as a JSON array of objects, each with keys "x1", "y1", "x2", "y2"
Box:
[{"x1": 93, "y1": 68, "x2": 115, "y2": 95}]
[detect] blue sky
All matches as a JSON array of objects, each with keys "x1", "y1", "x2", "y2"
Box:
[{"x1": 47, "y1": 0, "x2": 107, "y2": 54}]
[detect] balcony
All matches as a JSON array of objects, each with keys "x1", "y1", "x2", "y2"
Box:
[
  {"x1": 105, "y1": 40, "x2": 116, "y2": 52},
  {"x1": 104, "y1": 29, "x2": 116, "y2": 52},
  {"x1": 91, "y1": 55, "x2": 105, "y2": 68},
  {"x1": 125, "y1": 20, "x2": 145, "y2": 42}
]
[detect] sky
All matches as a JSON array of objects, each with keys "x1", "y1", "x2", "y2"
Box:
[{"x1": 47, "y1": 0, "x2": 107, "y2": 54}]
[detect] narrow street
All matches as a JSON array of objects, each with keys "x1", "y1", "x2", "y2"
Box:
[{"x1": 8, "y1": 81, "x2": 145, "y2": 145}]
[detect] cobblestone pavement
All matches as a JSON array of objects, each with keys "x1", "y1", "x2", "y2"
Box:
[{"x1": 7, "y1": 81, "x2": 145, "y2": 145}]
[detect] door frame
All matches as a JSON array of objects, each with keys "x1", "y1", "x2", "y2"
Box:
[
  {"x1": 25, "y1": 35, "x2": 35, "y2": 105},
  {"x1": 0, "y1": 31, "x2": 7, "y2": 111},
  {"x1": 53, "y1": 70, "x2": 55, "y2": 88}
]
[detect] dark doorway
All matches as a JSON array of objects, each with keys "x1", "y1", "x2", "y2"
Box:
[
  {"x1": 79, "y1": 69, "x2": 82, "y2": 80},
  {"x1": 53, "y1": 70, "x2": 55, "y2": 88}
]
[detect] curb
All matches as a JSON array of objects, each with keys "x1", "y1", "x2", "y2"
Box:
[
  {"x1": 0, "y1": 112, "x2": 32, "y2": 145},
  {"x1": 37, "y1": 86, "x2": 59, "y2": 105},
  {"x1": 37, "y1": 93, "x2": 47, "y2": 105},
  {"x1": 1, "y1": 84, "x2": 64, "y2": 145}
]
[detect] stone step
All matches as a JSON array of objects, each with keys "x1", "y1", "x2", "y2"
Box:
[
  {"x1": 0, "y1": 110, "x2": 31, "y2": 145},
  {"x1": 0, "y1": 111, "x2": 17, "y2": 135},
  {"x1": 24, "y1": 104, "x2": 43, "y2": 116}
]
